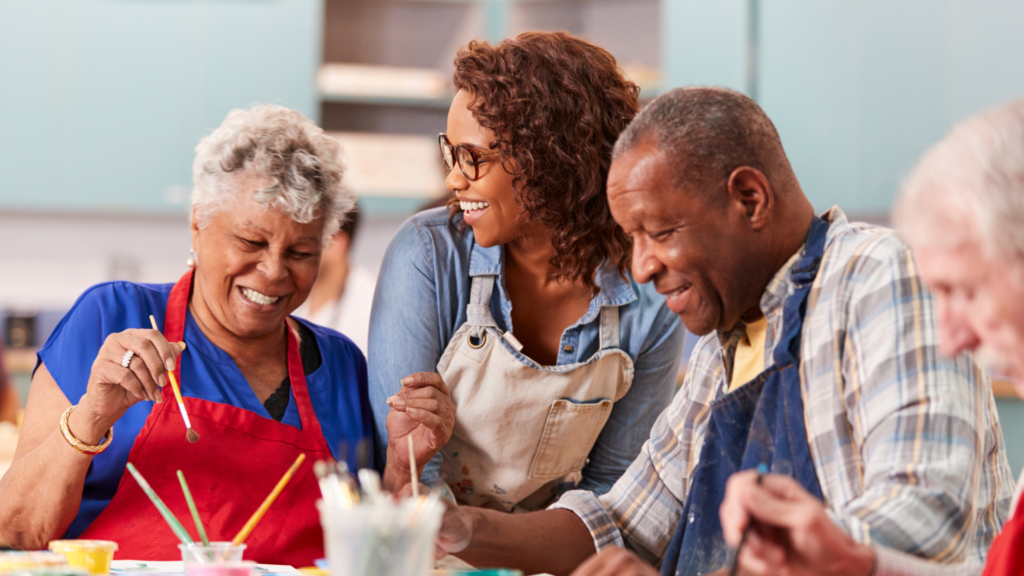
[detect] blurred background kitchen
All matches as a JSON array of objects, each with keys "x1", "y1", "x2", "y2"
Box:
[{"x1": 2, "y1": 0, "x2": 1024, "y2": 475}]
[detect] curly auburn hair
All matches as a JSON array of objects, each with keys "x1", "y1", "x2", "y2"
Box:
[{"x1": 449, "y1": 31, "x2": 639, "y2": 291}]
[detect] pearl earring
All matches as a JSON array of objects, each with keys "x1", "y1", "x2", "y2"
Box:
[{"x1": 187, "y1": 248, "x2": 197, "y2": 268}]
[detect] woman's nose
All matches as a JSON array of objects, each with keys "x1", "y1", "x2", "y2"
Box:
[
  {"x1": 257, "y1": 254, "x2": 288, "y2": 282},
  {"x1": 445, "y1": 165, "x2": 469, "y2": 192}
]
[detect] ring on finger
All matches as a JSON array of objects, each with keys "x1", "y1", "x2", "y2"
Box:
[{"x1": 121, "y1": 350, "x2": 136, "y2": 368}]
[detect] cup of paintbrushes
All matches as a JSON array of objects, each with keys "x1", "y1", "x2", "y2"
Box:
[
  {"x1": 179, "y1": 543, "x2": 247, "y2": 565},
  {"x1": 318, "y1": 491, "x2": 443, "y2": 576}
]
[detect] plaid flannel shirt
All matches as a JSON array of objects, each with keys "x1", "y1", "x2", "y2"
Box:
[{"x1": 552, "y1": 207, "x2": 1014, "y2": 569}]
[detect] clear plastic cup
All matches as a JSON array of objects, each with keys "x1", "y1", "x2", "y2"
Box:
[
  {"x1": 47, "y1": 540, "x2": 118, "y2": 575},
  {"x1": 179, "y1": 542, "x2": 247, "y2": 565},
  {"x1": 183, "y1": 561, "x2": 255, "y2": 576}
]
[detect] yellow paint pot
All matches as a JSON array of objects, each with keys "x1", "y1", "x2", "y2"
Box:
[{"x1": 48, "y1": 540, "x2": 118, "y2": 575}]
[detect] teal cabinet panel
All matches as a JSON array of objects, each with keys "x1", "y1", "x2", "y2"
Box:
[
  {"x1": 758, "y1": 0, "x2": 1024, "y2": 215},
  {"x1": 997, "y1": 398, "x2": 1024, "y2": 478},
  {"x1": 0, "y1": 0, "x2": 321, "y2": 214},
  {"x1": 661, "y1": 0, "x2": 748, "y2": 92}
]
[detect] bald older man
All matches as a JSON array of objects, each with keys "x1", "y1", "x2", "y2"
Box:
[
  {"x1": 429, "y1": 87, "x2": 1012, "y2": 576},
  {"x1": 718, "y1": 99, "x2": 1024, "y2": 576}
]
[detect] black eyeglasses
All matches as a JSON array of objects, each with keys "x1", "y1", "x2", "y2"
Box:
[{"x1": 438, "y1": 133, "x2": 500, "y2": 181}]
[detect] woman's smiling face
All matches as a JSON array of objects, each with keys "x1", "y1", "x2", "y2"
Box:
[
  {"x1": 191, "y1": 180, "x2": 323, "y2": 339},
  {"x1": 445, "y1": 89, "x2": 526, "y2": 248}
]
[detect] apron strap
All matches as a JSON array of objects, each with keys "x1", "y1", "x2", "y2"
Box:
[
  {"x1": 467, "y1": 275, "x2": 499, "y2": 339},
  {"x1": 165, "y1": 270, "x2": 194, "y2": 385},
  {"x1": 285, "y1": 322, "x2": 324, "y2": 438},
  {"x1": 599, "y1": 306, "x2": 620, "y2": 350},
  {"x1": 773, "y1": 216, "x2": 830, "y2": 367}
]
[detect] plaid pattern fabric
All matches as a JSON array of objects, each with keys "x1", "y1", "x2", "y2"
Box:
[{"x1": 552, "y1": 207, "x2": 1014, "y2": 568}]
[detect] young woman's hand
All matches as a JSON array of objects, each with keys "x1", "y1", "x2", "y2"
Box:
[{"x1": 383, "y1": 372, "x2": 456, "y2": 490}]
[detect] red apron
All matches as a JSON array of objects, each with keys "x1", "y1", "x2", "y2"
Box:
[
  {"x1": 983, "y1": 499, "x2": 1024, "y2": 576},
  {"x1": 81, "y1": 270, "x2": 332, "y2": 566}
]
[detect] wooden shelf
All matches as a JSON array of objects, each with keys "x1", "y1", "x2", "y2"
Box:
[
  {"x1": 993, "y1": 379, "x2": 1019, "y2": 400},
  {"x1": 321, "y1": 92, "x2": 452, "y2": 109}
]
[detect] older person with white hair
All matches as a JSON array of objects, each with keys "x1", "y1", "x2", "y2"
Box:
[
  {"x1": 716, "y1": 99, "x2": 1024, "y2": 576},
  {"x1": 0, "y1": 105, "x2": 424, "y2": 566}
]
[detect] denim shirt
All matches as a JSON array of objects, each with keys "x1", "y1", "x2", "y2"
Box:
[{"x1": 368, "y1": 208, "x2": 685, "y2": 495}]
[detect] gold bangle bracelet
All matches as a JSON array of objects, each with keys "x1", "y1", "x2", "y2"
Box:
[{"x1": 59, "y1": 405, "x2": 113, "y2": 454}]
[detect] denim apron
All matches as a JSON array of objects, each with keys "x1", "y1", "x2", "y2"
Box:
[{"x1": 660, "y1": 216, "x2": 829, "y2": 576}]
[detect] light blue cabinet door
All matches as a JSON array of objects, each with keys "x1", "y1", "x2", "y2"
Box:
[
  {"x1": 0, "y1": 0, "x2": 321, "y2": 214},
  {"x1": 661, "y1": 0, "x2": 749, "y2": 92},
  {"x1": 759, "y1": 0, "x2": 1024, "y2": 215}
]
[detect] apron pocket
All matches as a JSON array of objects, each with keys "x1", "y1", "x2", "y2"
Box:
[{"x1": 528, "y1": 398, "x2": 613, "y2": 481}]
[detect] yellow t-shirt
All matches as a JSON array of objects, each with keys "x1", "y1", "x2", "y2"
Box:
[{"x1": 729, "y1": 316, "x2": 768, "y2": 393}]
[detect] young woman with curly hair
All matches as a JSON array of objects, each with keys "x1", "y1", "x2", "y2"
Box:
[{"x1": 369, "y1": 31, "x2": 684, "y2": 512}]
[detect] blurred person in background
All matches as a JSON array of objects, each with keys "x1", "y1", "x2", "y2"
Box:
[
  {"x1": 0, "y1": 105, "x2": 425, "y2": 565},
  {"x1": 293, "y1": 203, "x2": 376, "y2": 355},
  {"x1": 716, "y1": 98, "x2": 1024, "y2": 576},
  {"x1": 370, "y1": 31, "x2": 685, "y2": 511},
  {"x1": 0, "y1": 339, "x2": 20, "y2": 425}
]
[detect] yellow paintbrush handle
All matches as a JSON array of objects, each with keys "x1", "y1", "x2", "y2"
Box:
[
  {"x1": 167, "y1": 371, "x2": 185, "y2": 405},
  {"x1": 232, "y1": 454, "x2": 306, "y2": 545},
  {"x1": 149, "y1": 315, "x2": 186, "y2": 404}
]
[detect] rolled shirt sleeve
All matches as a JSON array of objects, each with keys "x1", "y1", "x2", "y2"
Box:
[
  {"x1": 551, "y1": 369, "x2": 710, "y2": 564},
  {"x1": 575, "y1": 284, "x2": 685, "y2": 496}
]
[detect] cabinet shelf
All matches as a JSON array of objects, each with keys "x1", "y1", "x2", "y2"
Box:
[{"x1": 321, "y1": 92, "x2": 452, "y2": 109}]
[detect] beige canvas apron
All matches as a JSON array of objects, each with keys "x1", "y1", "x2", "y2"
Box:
[{"x1": 436, "y1": 273, "x2": 635, "y2": 511}]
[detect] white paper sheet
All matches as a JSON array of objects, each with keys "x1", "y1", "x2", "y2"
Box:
[{"x1": 110, "y1": 560, "x2": 298, "y2": 575}]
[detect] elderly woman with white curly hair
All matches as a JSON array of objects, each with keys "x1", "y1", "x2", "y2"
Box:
[{"x1": 0, "y1": 105, "x2": 411, "y2": 565}]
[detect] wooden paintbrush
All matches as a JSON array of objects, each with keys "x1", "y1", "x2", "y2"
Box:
[
  {"x1": 408, "y1": 435, "x2": 419, "y2": 498},
  {"x1": 149, "y1": 315, "x2": 199, "y2": 443},
  {"x1": 232, "y1": 453, "x2": 306, "y2": 546}
]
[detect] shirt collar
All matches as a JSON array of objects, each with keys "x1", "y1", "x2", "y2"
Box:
[{"x1": 467, "y1": 241, "x2": 637, "y2": 309}]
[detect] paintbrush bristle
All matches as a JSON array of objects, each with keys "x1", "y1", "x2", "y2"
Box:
[{"x1": 186, "y1": 428, "x2": 200, "y2": 443}]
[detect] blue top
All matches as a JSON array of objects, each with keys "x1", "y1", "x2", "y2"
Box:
[
  {"x1": 368, "y1": 208, "x2": 686, "y2": 495},
  {"x1": 37, "y1": 280, "x2": 374, "y2": 537}
]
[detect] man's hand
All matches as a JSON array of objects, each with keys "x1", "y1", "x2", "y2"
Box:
[
  {"x1": 719, "y1": 471, "x2": 876, "y2": 576},
  {"x1": 569, "y1": 548, "x2": 660, "y2": 576}
]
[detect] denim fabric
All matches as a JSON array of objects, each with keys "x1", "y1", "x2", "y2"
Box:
[{"x1": 368, "y1": 208, "x2": 686, "y2": 495}]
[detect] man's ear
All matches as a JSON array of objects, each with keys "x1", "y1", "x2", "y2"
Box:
[{"x1": 726, "y1": 166, "x2": 774, "y2": 231}]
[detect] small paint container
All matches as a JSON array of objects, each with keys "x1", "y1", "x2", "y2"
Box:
[
  {"x1": 15, "y1": 568, "x2": 89, "y2": 576},
  {"x1": 0, "y1": 550, "x2": 69, "y2": 572},
  {"x1": 47, "y1": 540, "x2": 118, "y2": 575},
  {"x1": 183, "y1": 561, "x2": 255, "y2": 576},
  {"x1": 179, "y1": 542, "x2": 247, "y2": 565}
]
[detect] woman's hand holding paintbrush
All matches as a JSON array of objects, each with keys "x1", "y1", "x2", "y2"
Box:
[
  {"x1": 720, "y1": 470, "x2": 876, "y2": 576},
  {"x1": 382, "y1": 372, "x2": 456, "y2": 491},
  {"x1": 70, "y1": 327, "x2": 186, "y2": 443}
]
